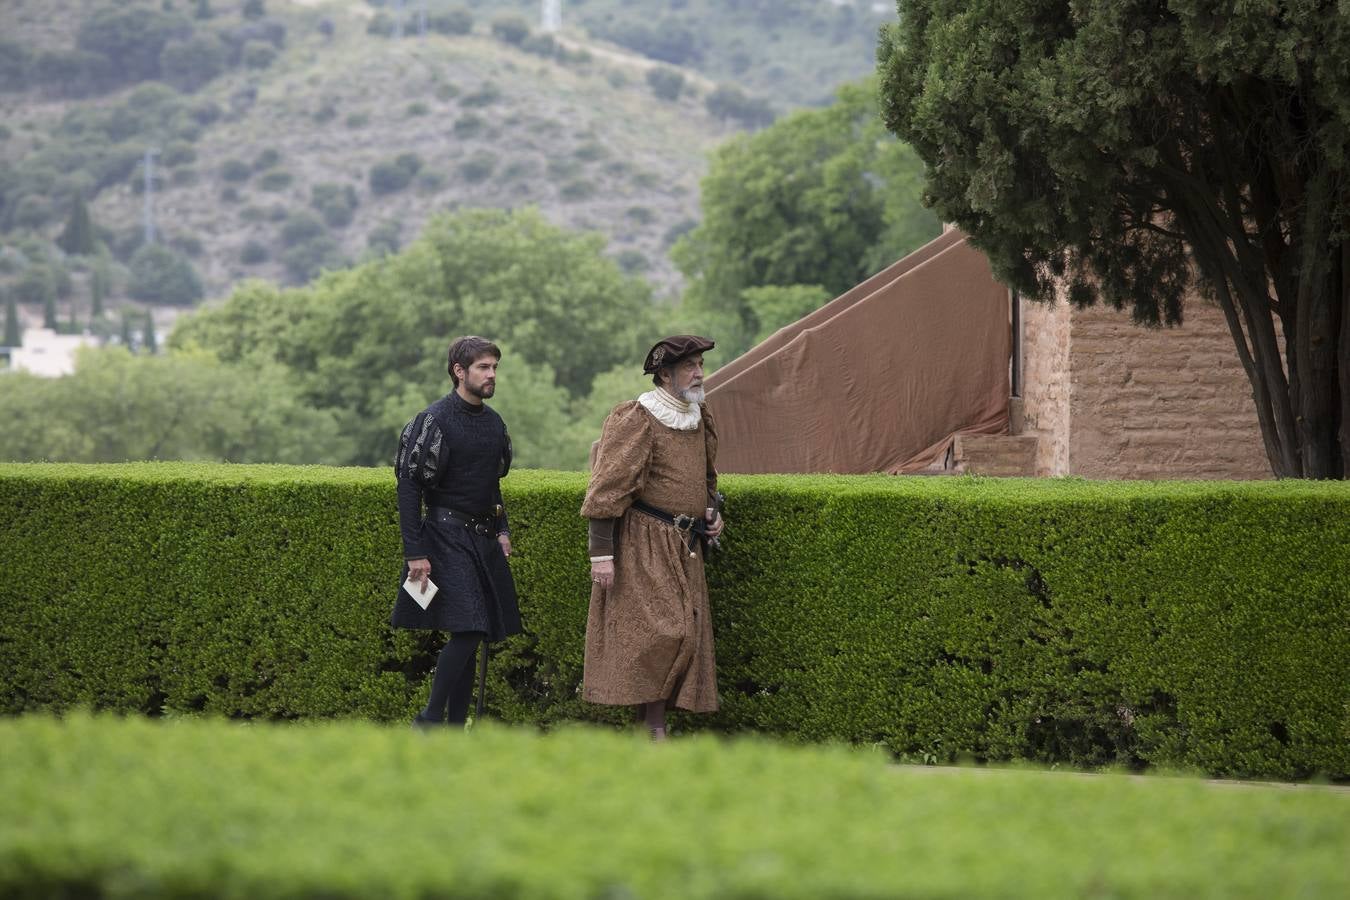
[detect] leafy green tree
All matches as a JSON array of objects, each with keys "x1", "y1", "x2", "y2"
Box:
[
  {"x1": 129, "y1": 244, "x2": 204, "y2": 305},
  {"x1": 173, "y1": 208, "x2": 656, "y2": 466},
  {"x1": 43, "y1": 293, "x2": 57, "y2": 330},
  {"x1": 57, "y1": 194, "x2": 97, "y2": 256},
  {"x1": 879, "y1": 0, "x2": 1350, "y2": 478},
  {"x1": 742, "y1": 284, "x2": 831, "y2": 346},
  {"x1": 675, "y1": 80, "x2": 940, "y2": 358},
  {"x1": 0, "y1": 347, "x2": 351, "y2": 464}
]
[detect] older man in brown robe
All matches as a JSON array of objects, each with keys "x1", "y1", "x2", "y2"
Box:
[{"x1": 582, "y1": 335, "x2": 725, "y2": 740}]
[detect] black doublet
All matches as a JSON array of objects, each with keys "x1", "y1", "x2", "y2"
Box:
[{"x1": 390, "y1": 392, "x2": 522, "y2": 640}]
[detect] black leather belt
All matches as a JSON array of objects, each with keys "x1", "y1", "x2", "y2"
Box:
[
  {"x1": 632, "y1": 500, "x2": 706, "y2": 557},
  {"x1": 428, "y1": 507, "x2": 499, "y2": 536}
]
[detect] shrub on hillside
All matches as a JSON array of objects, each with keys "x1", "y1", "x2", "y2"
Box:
[
  {"x1": 0, "y1": 39, "x2": 30, "y2": 92},
  {"x1": 280, "y1": 211, "x2": 326, "y2": 248},
  {"x1": 76, "y1": 5, "x2": 192, "y2": 84},
  {"x1": 705, "y1": 85, "x2": 776, "y2": 128},
  {"x1": 521, "y1": 33, "x2": 558, "y2": 59},
  {"x1": 559, "y1": 178, "x2": 596, "y2": 201},
  {"x1": 490, "y1": 15, "x2": 530, "y2": 45},
  {"x1": 366, "y1": 220, "x2": 400, "y2": 256},
  {"x1": 458, "y1": 153, "x2": 496, "y2": 183},
  {"x1": 159, "y1": 33, "x2": 228, "y2": 92},
  {"x1": 257, "y1": 170, "x2": 293, "y2": 192},
  {"x1": 453, "y1": 114, "x2": 484, "y2": 137},
  {"x1": 162, "y1": 141, "x2": 197, "y2": 168},
  {"x1": 253, "y1": 148, "x2": 281, "y2": 170},
  {"x1": 220, "y1": 159, "x2": 251, "y2": 182},
  {"x1": 365, "y1": 13, "x2": 395, "y2": 37},
  {"x1": 128, "y1": 243, "x2": 203, "y2": 305},
  {"x1": 28, "y1": 49, "x2": 115, "y2": 99},
  {"x1": 242, "y1": 41, "x2": 277, "y2": 70},
  {"x1": 429, "y1": 7, "x2": 473, "y2": 36},
  {"x1": 462, "y1": 82, "x2": 503, "y2": 107},
  {"x1": 646, "y1": 67, "x2": 685, "y2": 101},
  {"x1": 368, "y1": 159, "x2": 414, "y2": 195},
  {"x1": 594, "y1": 19, "x2": 701, "y2": 65},
  {"x1": 310, "y1": 183, "x2": 359, "y2": 228},
  {"x1": 281, "y1": 235, "x2": 344, "y2": 284}
]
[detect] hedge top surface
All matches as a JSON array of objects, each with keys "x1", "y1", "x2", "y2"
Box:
[
  {"x1": 6, "y1": 461, "x2": 1350, "y2": 501},
  {"x1": 2, "y1": 714, "x2": 1347, "y2": 899}
]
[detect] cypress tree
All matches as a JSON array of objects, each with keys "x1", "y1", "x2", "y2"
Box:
[
  {"x1": 143, "y1": 311, "x2": 158, "y2": 353},
  {"x1": 57, "y1": 194, "x2": 96, "y2": 256},
  {"x1": 43, "y1": 293, "x2": 57, "y2": 329},
  {"x1": 120, "y1": 313, "x2": 135, "y2": 352},
  {"x1": 3, "y1": 294, "x2": 20, "y2": 347},
  {"x1": 91, "y1": 260, "x2": 107, "y2": 319}
]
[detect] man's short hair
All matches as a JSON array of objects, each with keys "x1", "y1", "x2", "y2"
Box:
[{"x1": 447, "y1": 335, "x2": 501, "y2": 386}]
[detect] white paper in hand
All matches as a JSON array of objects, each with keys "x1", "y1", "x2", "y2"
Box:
[{"x1": 402, "y1": 575, "x2": 439, "y2": 610}]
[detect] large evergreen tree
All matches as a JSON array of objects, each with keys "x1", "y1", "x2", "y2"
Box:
[{"x1": 879, "y1": 0, "x2": 1350, "y2": 477}]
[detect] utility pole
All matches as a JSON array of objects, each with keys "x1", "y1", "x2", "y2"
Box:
[
  {"x1": 142, "y1": 147, "x2": 159, "y2": 245},
  {"x1": 542, "y1": 0, "x2": 561, "y2": 33}
]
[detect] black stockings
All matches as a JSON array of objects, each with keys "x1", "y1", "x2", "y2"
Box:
[{"x1": 422, "y1": 631, "x2": 485, "y2": 724}]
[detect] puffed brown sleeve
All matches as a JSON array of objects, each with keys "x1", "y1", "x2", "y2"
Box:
[
  {"x1": 581, "y1": 402, "x2": 654, "y2": 520},
  {"x1": 701, "y1": 402, "x2": 719, "y2": 508}
]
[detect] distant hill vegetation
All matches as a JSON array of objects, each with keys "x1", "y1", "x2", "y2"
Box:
[{"x1": 0, "y1": 0, "x2": 895, "y2": 331}]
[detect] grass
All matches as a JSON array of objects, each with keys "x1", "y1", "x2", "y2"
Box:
[{"x1": 2, "y1": 713, "x2": 1347, "y2": 898}]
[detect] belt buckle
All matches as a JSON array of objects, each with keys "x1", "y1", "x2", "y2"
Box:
[{"x1": 673, "y1": 514, "x2": 694, "y2": 532}]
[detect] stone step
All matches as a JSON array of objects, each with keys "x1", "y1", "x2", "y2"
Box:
[{"x1": 953, "y1": 433, "x2": 1039, "y2": 477}]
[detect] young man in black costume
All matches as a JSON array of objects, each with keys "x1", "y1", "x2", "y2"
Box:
[{"x1": 391, "y1": 335, "x2": 522, "y2": 728}]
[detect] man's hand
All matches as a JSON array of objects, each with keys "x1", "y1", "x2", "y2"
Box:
[
  {"x1": 705, "y1": 509, "x2": 725, "y2": 540},
  {"x1": 498, "y1": 533, "x2": 512, "y2": 558},
  {"x1": 407, "y1": 557, "x2": 431, "y2": 590},
  {"x1": 591, "y1": 559, "x2": 615, "y2": 589}
]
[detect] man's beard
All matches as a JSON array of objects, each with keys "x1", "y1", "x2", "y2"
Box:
[
  {"x1": 678, "y1": 384, "x2": 705, "y2": 404},
  {"x1": 466, "y1": 379, "x2": 495, "y2": 399}
]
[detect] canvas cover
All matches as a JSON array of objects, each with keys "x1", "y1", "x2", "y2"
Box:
[{"x1": 704, "y1": 231, "x2": 1010, "y2": 474}]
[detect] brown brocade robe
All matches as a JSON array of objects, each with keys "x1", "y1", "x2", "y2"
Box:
[{"x1": 581, "y1": 400, "x2": 720, "y2": 712}]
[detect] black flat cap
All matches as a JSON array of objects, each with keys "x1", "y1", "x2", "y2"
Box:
[{"x1": 642, "y1": 334, "x2": 715, "y2": 374}]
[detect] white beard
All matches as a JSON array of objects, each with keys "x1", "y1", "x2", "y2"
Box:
[{"x1": 679, "y1": 385, "x2": 706, "y2": 404}]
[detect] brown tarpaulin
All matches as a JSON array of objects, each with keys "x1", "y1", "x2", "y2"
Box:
[{"x1": 704, "y1": 231, "x2": 1010, "y2": 474}]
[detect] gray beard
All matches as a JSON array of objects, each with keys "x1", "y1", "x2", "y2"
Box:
[{"x1": 679, "y1": 385, "x2": 705, "y2": 404}]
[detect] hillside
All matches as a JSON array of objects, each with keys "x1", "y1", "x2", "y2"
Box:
[{"x1": 0, "y1": 0, "x2": 897, "y2": 331}]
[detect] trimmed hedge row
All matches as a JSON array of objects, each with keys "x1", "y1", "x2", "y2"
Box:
[
  {"x1": 2, "y1": 463, "x2": 1348, "y2": 778},
  {"x1": 3, "y1": 714, "x2": 1348, "y2": 898}
]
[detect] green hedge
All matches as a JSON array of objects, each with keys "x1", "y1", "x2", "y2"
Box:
[
  {"x1": 2, "y1": 715, "x2": 1347, "y2": 898},
  {"x1": 2, "y1": 463, "x2": 1348, "y2": 779}
]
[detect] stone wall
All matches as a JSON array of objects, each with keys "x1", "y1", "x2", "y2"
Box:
[{"x1": 1067, "y1": 300, "x2": 1271, "y2": 479}]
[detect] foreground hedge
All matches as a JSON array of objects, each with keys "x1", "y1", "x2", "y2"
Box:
[
  {"x1": 2, "y1": 715, "x2": 1347, "y2": 898},
  {"x1": 2, "y1": 463, "x2": 1348, "y2": 779}
]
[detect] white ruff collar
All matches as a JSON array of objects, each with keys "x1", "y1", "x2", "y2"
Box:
[{"x1": 638, "y1": 389, "x2": 702, "y2": 431}]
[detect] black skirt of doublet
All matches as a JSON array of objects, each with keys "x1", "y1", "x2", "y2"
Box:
[{"x1": 390, "y1": 515, "x2": 521, "y2": 641}]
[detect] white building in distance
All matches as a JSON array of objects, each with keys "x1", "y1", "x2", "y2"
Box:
[{"x1": 6, "y1": 328, "x2": 101, "y2": 377}]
